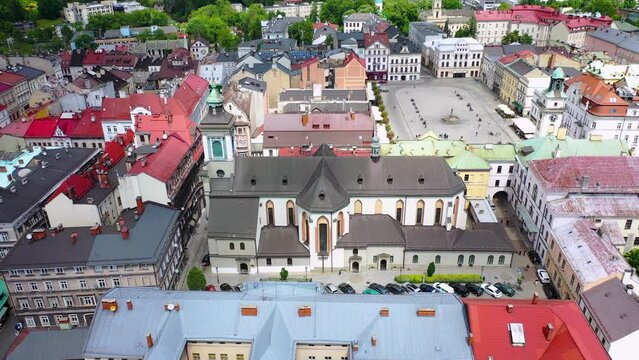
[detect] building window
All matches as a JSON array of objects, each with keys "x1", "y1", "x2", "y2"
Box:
[
  {"x1": 487, "y1": 255, "x2": 494, "y2": 265},
  {"x1": 74, "y1": 266, "x2": 84, "y2": 273},
  {"x1": 240, "y1": 242, "x2": 245, "y2": 250},
  {"x1": 337, "y1": 212, "x2": 344, "y2": 237},
  {"x1": 29, "y1": 282, "x2": 38, "y2": 291},
  {"x1": 229, "y1": 243, "x2": 235, "y2": 250},
  {"x1": 112, "y1": 278, "x2": 121, "y2": 287},
  {"x1": 69, "y1": 314, "x2": 79, "y2": 325},
  {"x1": 34, "y1": 298, "x2": 44, "y2": 309},
  {"x1": 80, "y1": 296, "x2": 96, "y2": 306},
  {"x1": 625, "y1": 220, "x2": 633, "y2": 230},
  {"x1": 412, "y1": 255, "x2": 418, "y2": 263},
  {"x1": 317, "y1": 217, "x2": 330, "y2": 254},
  {"x1": 434, "y1": 200, "x2": 444, "y2": 225},
  {"x1": 25, "y1": 317, "x2": 35, "y2": 328},
  {"x1": 40, "y1": 268, "x2": 49, "y2": 275},
  {"x1": 469, "y1": 255, "x2": 475, "y2": 266},
  {"x1": 97, "y1": 279, "x2": 106, "y2": 288},
  {"x1": 416, "y1": 200, "x2": 425, "y2": 224},
  {"x1": 395, "y1": 200, "x2": 404, "y2": 222},
  {"x1": 498, "y1": 255, "x2": 506, "y2": 265},
  {"x1": 302, "y1": 212, "x2": 309, "y2": 243},
  {"x1": 354, "y1": 200, "x2": 362, "y2": 214},
  {"x1": 266, "y1": 258, "x2": 272, "y2": 265},
  {"x1": 375, "y1": 199, "x2": 383, "y2": 214},
  {"x1": 435, "y1": 255, "x2": 441, "y2": 264},
  {"x1": 59, "y1": 281, "x2": 68, "y2": 290},
  {"x1": 44, "y1": 281, "x2": 53, "y2": 291},
  {"x1": 194, "y1": 354, "x2": 201, "y2": 360},
  {"x1": 266, "y1": 201, "x2": 275, "y2": 225},
  {"x1": 18, "y1": 299, "x2": 29, "y2": 309},
  {"x1": 287, "y1": 258, "x2": 293, "y2": 266},
  {"x1": 14, "y1": 283, "x2": 23, "y2": 292},
  {"x1": 464, "y1": 174, "x2": 470, "y2": 181},
  {"x1": 49, "y1": 297, "x2": 59, "y2": 308},
  {"x1": 287, "y1": 200, "x2": 296, "y2": 226},
  {"x1": 79, "y1": 280, "x2": 87, "y2": 289}
]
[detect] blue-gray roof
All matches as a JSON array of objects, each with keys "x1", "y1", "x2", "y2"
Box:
[
  {"x1": 83, "y1": 285, "x2": 474, "y2": 360},
  {"x1": 8, "y1": 65, "x2": 45, "y2": 80},
  {"x1": 88, "y1": 203, "x2": 180, "y2": 265},
  {"x1": 588, "y1": 28, "x2": 633, "y2": 46},
  {"x1": 7, "y1": 328, "x2": 89, "y2": 360}
]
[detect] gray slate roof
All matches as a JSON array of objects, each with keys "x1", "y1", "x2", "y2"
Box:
[
  {"x1": 0, "y1": 148, "x2": 98, "y2": 223},
  {"x1": 0, "y1": 202, "x2": 180, "y2": 269},
  {"x1": 279, "y1": 89, "x2": 368, "y2": 102},
  {"x1": 7, "y1": 328, "x2": 89, "y2": 360},
  {"x1": 83, "y1": 285, "x2": 474, "y2": 360},
  {"x1": 581, "y1": 277, "x2": 639, "y2": 342},
  {"x1": 257, "y1": 226, "x2": 309, "y2": 257},
  {"x1": 507, "y1": 59, "x2": 535, "y2": 76},
  {"x1": 588, "y1": 28, "x2": 633, "y2": 46},
  {"x1": 337, "y1": 215, "x2": 514, "y2": 252},
  {"x1": 8, "y1": 65, "x2": 45, "y2": 80},
  {"x1": 297, "y1": 159, "x2": 350, "y2": 212},
  {"x1": 210, "y1": 156, "x2": 465, "y2": 205},
  {"x1": 208, "y1": 197, "x2": 259, "y2": 239}
]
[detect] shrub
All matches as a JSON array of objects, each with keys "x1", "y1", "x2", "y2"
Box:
[
  {"x1": 385, "y1": 124, "x2": 391, "y2": 132},
  {"x1": 387, "y1": 130, "x2": 395, "y2": 140},
  {"x1": 381, "y1": 110, "x2": 388, "y2": 118},
  {"x1": 394, "y1": 273, "x2": 483, "y2": 284},
  {"x1": 427, "y1": 262, "x2": 436, "y2": 277},
  {"x1": 279, "y1": 267, "x2": 289, "y2": 281},
  {"x1": 381, "y1": 118, "x2": 389, "y2": 125},
  {"x1": 378, "y1": 104, "x2": 385, "y2": 112},
  {"x1": 187, "y1": 267, "x2": 206, "y2": 290}
]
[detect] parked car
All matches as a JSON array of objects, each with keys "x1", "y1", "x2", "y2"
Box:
[
  {"x1": 542, "y1": 284, "x2": 560, "y2": 299},
  {"x1": 419, "y1": 284, "x2": 436, "y2": 293},
  {"x1": 219, "y1": 283, "x2": 233, "y2": 291},
  {"x1": 481, "y1": 283, "x2": 503, "y2": 298},
  {"x1": 494, "y1": 283, "x2": 516, "y2": 297},
  {"x1": 368, "y1": 283, "x2": 389, "y2": 294},
  {"x1": 527, "y1": 251, "x2": 541, "y2": 264},
  {"x1": 363, "y1": 288, "x2": 381, "y2": 295},
  {"x1": 465, "y1": 283, "x2": 484, "y2": 296},
  {"x1": 201, "y1": 254, "x2": 211, "y2": 266},
  {"x1": 232, "y1": 284, "x2": 242, "y2": 292},
  {"x1": 537, "y1": 269, "x2": 551, "y2": 284},
  {"x1": 205, "y1": 284, "x2": 216, "y2": 292},
  {"x1": 324, "y1": 283, "x2": 339, "y2": 294},
  {"x1": 450, "y1": 283, "x2": 470, "y2": 297},
  {"x1": 338, "y1": 283, "x2": 356, "y2": 294},
  {"x1": 434, "y1": 282, "x2": 455, "y2": 294},
  {"x1": 386, "y1": 283, "x2": 405, "y2": 294},
  {"x1": 402, "y1": 282, "x2": 421, "y2": 293}
]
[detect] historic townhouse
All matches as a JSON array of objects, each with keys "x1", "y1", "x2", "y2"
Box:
[
  {"x1": 424, "y1": 37, "x2": 484, "y2": 79},
  {"x1": 530, "y1": 68, "x2": 567, "y2": 137},
  {"x1": 364, "y1": 33, "x2": 390, "y2": 82},
  {"x1": 207, "y1": 144, "x2": 514, "y2": 275},
  {"x1": 0, "y1": 201, "x2": 183, "y2": 328},
  {"x1": 388, "y1": 39, "x2": 421, "y2": 82}
]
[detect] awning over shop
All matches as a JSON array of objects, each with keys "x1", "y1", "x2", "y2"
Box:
[{"x1": 517, "y1": 205, "x2": 539, "y2": 233}]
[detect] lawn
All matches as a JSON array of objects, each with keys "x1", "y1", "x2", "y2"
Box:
[{"x1": 36, "y1": 18, "x2": 64, "y2": 28}]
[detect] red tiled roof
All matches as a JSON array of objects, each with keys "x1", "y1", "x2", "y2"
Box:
[
  {"x1": 127, "y1": 134, "x2": 190, "y2": 182},
  {"x1": 0, "y1": 83, "x2": 11, "y2": 95},
  {"x1": 23, "y1": 117, "x2": 58, "y2": 138},
  {"x1": 54, "y1": 118, "x2": 79, "y2": 138},
  {"x1": 168, "y1": 47, "x2": 191, "y2": 60},
  {"x1": 464, "y1": 298, "x2": 609, "y2": 360},
  {"x1": 82, "y1": 50, "x2": 106, "y2": 66},
  {"x1": 69, "y1": 108, "x2": 104, "y2": 138},
  {"x1": 475, "y1": 5, "x2": 612, "y2": 31},
  {"x1": 0, "y1": 118, "x2": 32, "y2": 137},
  {"x1": 499, "y1": 49, "x2": 535, "y2": 64},
  {"x1": 364, "y1": 33, "x2": 389, "y2": 48},
  {"x1": 0, "y1": 71, "x2": 26, "y2": 86},
  {"x1": 313, "y1": 22, "x2": 338, "y2": 30},
  {"x1": 61, "y1": 51, "x2": 72, "y2": 68},
  {"x1": 529, "y1": 156, "x2": 639, "y2": 193},
  {"x1": 47, "y1": 173, "x2": 94, "y2": 203},
  {"x1": 104, "y1": 130, "x2": 134, "y2": 164},
  {"x1": 135, "y1": 112, "x2": 197, "y2": 146},
  {"x1": 102, "y1": 93, "x2": 166, "y2": 120},
  {"x1": 346, "y1": 52, "x2": 366, "y2": 68},
  {"x1": 167, "y1": 74, "x2": 208, "y2": 116},
  {"x1": 0, "y1": 103, "x2": 6, "y2": 111}
]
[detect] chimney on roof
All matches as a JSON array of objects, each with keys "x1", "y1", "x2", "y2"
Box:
[
  {"x1": 127, "y1": 300, "x2": 133, "y2": 310},
  {"x1": 626, "y1": 283, "x2": 634, "y2": 295},
  {"x1": 302, "y1": 113, "x2": 309, "y2": 126},
  {"x1": 532, "y1": 292, "x2": 539, "y2": 304},
  {"x1": 353, "y1": 342, "x2": 359, "y2": 352},
  {"x1": 581, "y1": 175, "x2": 590, "y2": 190},
  {"x1": 467, "y1": 333, "x2": 475, "y2": 345},
  {"x1": 506, "y1": 304, "x2": 514, "y2": 313},
  {"x1": 544, "y1": 323, "x2": 555, "y2": 341},
  {"x1": 91, "y1": 113, "x2": 96, "y2": 122},
  {"x1": 136, "y1": 196, "x2": 145, "y2": 215},
  {"x1": 71, "y1": 232, "x2": 78, "y2": 245},
  {"x1": 97, "y1": 170, "x2": 110, "y2": 189},
  {"x1": 121, "y1": 225, "x2": 129, "y2": 240},
  {"x1": 371, "y1": 336, "x2": 377, "y2": 347},
  {"x1": 146, "y1": 333, "x2": 154, "y2": 348},
  {"x1": 90, "y1": 225, "x2": 102, "y2": 236}
]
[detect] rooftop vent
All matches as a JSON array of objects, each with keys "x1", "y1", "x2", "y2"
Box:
[
  {"x1": 416, "y1": 308, "x2": 436, "y2": 317},
  {"x1": 544, "y1": 323, "x2": 554, "y2": 341},
  {"x1": 21, "y1": 178, "x2": 27, "y2": 186},
  {"x1": 101, "y1": 299, "x2": 118, "y2": 312},
  {"x1": 164, "y1": 303, "x2": 180, "y2": 312},
  {"x1": 357, "y1": 174, "x2": 363, "y2": 184},
  {"x1": 387, "y1": 175, "x2": 393, "y2": 184},
  {"x1": 318, "y1": 191, "x2": 326, "y2": 200},
  {"x1": 241, "y1": 306, "x2": 258, "y2": 316},
  {"x1": 379, "y1": 308, "x2": 389, "y2": 317},
  {"x1": 298, "y1": 305, "x2": 312, "y2": 317},
  {"x1": 127, "y1": 300, "x2": 133, "y2": 310},
  {"x1": 282, "y1": 176, "x2": 288, "y2": 185},
  {"x1": 418, "y1": 175, "x2": 424, "y2": 184},
  {"x1": 250, "y1": 176, "x2": 256, "y2": 186}
]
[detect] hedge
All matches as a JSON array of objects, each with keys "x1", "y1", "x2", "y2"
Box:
[{"x1": 394, "y1": 274, "x2": 483, "y2": 284}]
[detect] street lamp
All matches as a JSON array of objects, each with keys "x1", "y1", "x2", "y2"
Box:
[
  {"x1": 305, "y1": 266, "x2": 308, "y2": 281},
  {"x1": 215, "y1": 266, "x2": 219, "y2": 284}
]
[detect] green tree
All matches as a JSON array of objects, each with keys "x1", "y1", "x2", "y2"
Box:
[
  {"x1": 0, "y1": 0, "x2": 26, "y2": 22},
  {"x1": 455, "y1": 25, "x2": 471, "y2": 37},
  {"x1": 187, "y1": 267, "x2": 207, "y2": 290},
  {"x1": 443, "y1": 0, "x2": 462, "y2": 9},
  {"x1": 520, "y1": 33, "x2": 533, "y2": 44},
  {"x1": 37, "y1": 0, "x2": 64, "y2": 20},
  {"x1": 624, "y1": 248, "x2": 639, "y2": 272},
  {"x1": 583, "y1": 0, "x2": 618, "y2": 17},
  {"x1": 427, "y1": 262, "x2": 436, "y2": 277},
  {"x1": 498, "y1": 2, "x2": 512, "y2": 10},
  {"x1": 623, "y1": 0, "x2": 636, "y2": 9},
  {"x1": 383, "y1": 0, "x2": 419, "y2": 34},
  {"x1": 239, "y1": 4, "x2": 269, "y2": 40},
  {"x1": 357, "y1": 4, "x2": 377, "y2": 13},
  {"x1": 288, "y1": 20, "x2": 313, "y2": 45},
  {"x1": 310, "y1": 2, "x2": 319, "y2": 22},
  {"x1": 443, "y1": 19, "x2": 450, "y2": 36},
  {"x1": 74, "y1": 32, "x2": 97, "y2": 50},
  {"x1": 60, "y1": 25, "x2": 74, "y2": 45},
  {"x1": 320, "y1": 0, "x2": 376, "y2": 25},
  {"x1": 501, "y1": 30, "x2": 521, "y2": 44},
  {"x1": 280, "y1": 267, "x2": 289, "y2": 281}
]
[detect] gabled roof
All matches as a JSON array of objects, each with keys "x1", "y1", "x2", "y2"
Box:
[
  {"x1": 364, "y1": 33, "x2": 389, "y2": 48},
  {"x1": 23, "y1": 117, "x2": 58, "y2": 138},
  {"x1": 515, "y1": 135, "x2": 629, "y2": 168},
  {"x1": 69, "y1": 108, "x2": 104, "y2": 138},
  {"x1": 257, "y1": 226, "x2": 309, "y2": 257},
  {"x1": 297, "y1": 159, "x2": 350, "y2": 212},
  {"x1": 167, "y1": 74, "x2": 209, "y2": 117},
  {"x1": 465, "y1": 298, "x2": 610, "y2": 360},
  {"x1": 127, "y1": 134, "x2": 190, "y2": 182},
  {"x1": 0, "y1": 118, "x2": 32, "y2": 137},
  {"x1": 0, "y1": 71, "x2": 26, "y2": 86}
]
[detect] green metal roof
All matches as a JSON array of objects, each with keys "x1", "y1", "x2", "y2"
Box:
[
  {"x1": 614, "y1": 21, "x2": 639, "y2": 33},
  {"x1": 466, "y1": 144, "x2": 516, "y2": 162},
  {"x1": 382, "y1": 134, "x2": 490, "y2": 170},
  {"x1": 515, "y1": 135, "x2": 630, "y2": 168},
  {"x1": 206, "y1": 85, "x2": 223, "y2": 106},
  {"x1": 517, "y1": 205, "x2": 538, "y2": 233},
  {"x1": 551, "y1": 67, "x2": 565, "y2": 79}
]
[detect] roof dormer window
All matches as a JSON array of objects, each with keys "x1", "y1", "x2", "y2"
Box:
[
  {"x1": 357, "y1": 175, "x2": 363, "y2": 184},
  {"x1": 250, "y1": 176, "x2": 256, "y2": 186},
  {"x1": 282, "y1": 176, "x2": 288, "y2": 185},
  {"x1": 418, "y1": 175, "x2": 424, "y2": 184},
  {"x1": 387, "y1": 175, "x2": 393, "y2": 184}
]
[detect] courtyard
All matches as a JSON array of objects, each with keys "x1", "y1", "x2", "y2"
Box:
[{"x1": 382, "y1": 78, "x2": 521, "y2": 144}]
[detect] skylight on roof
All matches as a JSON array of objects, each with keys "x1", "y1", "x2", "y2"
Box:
[{"x1": 509, "y1": 323, "x2": 526, "y2": 346}]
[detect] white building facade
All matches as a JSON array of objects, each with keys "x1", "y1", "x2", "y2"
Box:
[{"x1": 424, "y1": 37, "x2": 484, "y2": 79}]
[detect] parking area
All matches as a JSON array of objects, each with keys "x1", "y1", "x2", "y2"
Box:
[{"x1": 382, "y1": 78, "x2": 520, "y2": 144}]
